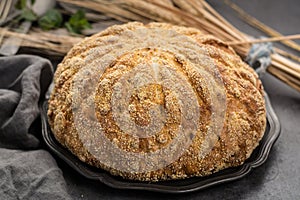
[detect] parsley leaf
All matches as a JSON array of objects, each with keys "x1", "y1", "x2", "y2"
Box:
[
  {"x1": 65, "y1": 10, "x2": 91, "y2": 34},
  {"x1": 20, "y1": 8, "x2": 37, "y2": 21},
  {"x1": 15, "y1": 0, "x2": 37, "y2": 22},
  {"x1": 14, "y1": 1, "x2": 91, "y2": 35},
  {"x1": 15, "y1": 0, "x2": 27, "y2": 10},
  {"x1": 38, "y1": 9, "x2": 63, "y2": 30}
]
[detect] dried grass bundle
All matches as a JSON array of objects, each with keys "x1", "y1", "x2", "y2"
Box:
[
  {"x1": 0, "y1": 27, "x2": 82, "y2": 55},
  {"x1": 1, "y1": 0, "x2": 299, "y2": 91}
]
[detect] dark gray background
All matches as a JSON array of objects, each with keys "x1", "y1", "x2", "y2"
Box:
[{"x1": 55, "y1": 0, "x2": 300, "y2": 199}]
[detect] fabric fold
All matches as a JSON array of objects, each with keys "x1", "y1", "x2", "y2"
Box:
[
  {"x1": 0, "y1": 55, "x2": 53, "y2": 149},
  {"x1": 0, "y1": 55, "x2": 71, "y2": 200}
]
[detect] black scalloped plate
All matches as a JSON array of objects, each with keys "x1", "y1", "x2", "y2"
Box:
[{"x1": 40, "y1": 92, "x2": 280, "y2": 193}]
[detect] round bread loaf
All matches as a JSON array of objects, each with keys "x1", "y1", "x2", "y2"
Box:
[{"x1": 48, "y1": 22, "x2": 266, "y2": 181}]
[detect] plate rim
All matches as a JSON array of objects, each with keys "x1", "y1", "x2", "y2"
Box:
[{"x1": 40, "y1": 92, "x2": 280, "y2": 193}]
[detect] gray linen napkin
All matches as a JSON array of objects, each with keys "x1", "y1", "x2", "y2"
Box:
[{"x1": 0, "y1": 55, "x2": 71, "y2": 200}]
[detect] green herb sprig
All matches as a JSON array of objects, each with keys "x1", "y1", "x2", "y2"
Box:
[
  {"x1": 15, "y1": 0, "x2": 91, "y2": 34},
  {"x1": 38, "y1": 9, "x2": 63, "y2": 30},
  {"x1": 15, "y1": 0, "x2": 37, "y2": 22},
  {"x1": 65, "y1": 10, "x2": 92, "y2": 34}
]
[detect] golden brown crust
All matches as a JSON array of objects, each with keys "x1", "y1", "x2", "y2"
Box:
[{"x1": 48, "y1": 22, "x2": 266, "y2": 181}]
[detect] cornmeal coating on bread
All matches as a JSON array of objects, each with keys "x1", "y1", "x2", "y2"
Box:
[{"x1": 48, "y1": 22, "x2": 266, "y2": 181}]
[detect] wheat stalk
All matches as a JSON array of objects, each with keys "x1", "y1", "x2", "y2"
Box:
[
  {"x1": 223, "y1": 0, "x2": 300, "y2": 52},
  {"x1": 0, "y1": 27, "x2": 81, "y2": 54},
  {"x1": 2, "y1": 0, "x2": 299, "y2": 91}
]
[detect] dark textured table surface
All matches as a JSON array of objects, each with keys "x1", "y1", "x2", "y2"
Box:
[{"x1": 55, "y1": 0, "x2": 300, "y2": 199}]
